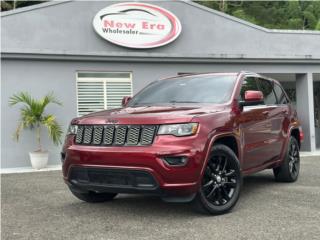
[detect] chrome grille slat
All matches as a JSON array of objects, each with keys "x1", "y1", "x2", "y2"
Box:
[
  {"x1": 93, "y1": 126, "x2": 103, "y2": 145},
  {"x1": 114, "y1": 126, "x2": 127, "y2": 145},
  {"x1": 75, "y1": 126, "x2": 84, "y2": 144},
  {"x1": 141, "y1": 126, "x2": 156, "y2": 145},
  {"x1": 127, "y1": 126, "x2": 141, "y2": 145},
  {"x1": 103, "y1": 125, "x2": 115, "y2": 145},
  {"x1": 75, "y1": 125, "x2": 156, "y2": 146},
  {"x1": 83, "y1": 126, "x2": 93, "y2": 144}
]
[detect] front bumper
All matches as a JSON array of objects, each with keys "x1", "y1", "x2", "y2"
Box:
[{"x1": 62, "y1": 134, "x2": 208, "y2": 197}]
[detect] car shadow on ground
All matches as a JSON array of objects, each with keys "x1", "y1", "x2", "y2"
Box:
[
  {"x1": 61, "y1": 170, "x2": 281, "y2": 218},
  {"x1": 242, "y1": 170, "x2": 277, "y2": 193}
]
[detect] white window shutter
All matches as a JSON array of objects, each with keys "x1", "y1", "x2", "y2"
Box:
[
  {"x1": 76, "y1": 72, "x2": 132, "y2": 116},
  {"x1": 106, "y1": 80, "x2": 132, "y2": 109},
  {"x1": 77, "y1": 80, "x2": 105, "y2": 116}
]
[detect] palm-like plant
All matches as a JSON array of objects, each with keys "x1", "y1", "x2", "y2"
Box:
[{"x1": 9, "y1": 92, "x2": 63, "y2": 151}]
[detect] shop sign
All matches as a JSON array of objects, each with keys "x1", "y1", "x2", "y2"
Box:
[{"x1": 93, "y1": 2, "x2": 182, "y2": 48}]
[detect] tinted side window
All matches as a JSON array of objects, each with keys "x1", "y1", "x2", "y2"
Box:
[
  {"x1": 240, "y1": 77, "x2": 259, "y2": 101},
  {"x1": 273, "y1": 83, "x2": 288, "y2": 104},
  {"x1": 258, "y1": 78, "x2": 277, "y2": 105}
]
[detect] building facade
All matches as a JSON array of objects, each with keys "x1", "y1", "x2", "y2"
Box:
[{"x1": 1, "y1": 1, "x2": 320, "y2": 168}]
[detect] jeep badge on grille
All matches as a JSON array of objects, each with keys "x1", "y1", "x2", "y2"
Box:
[{"x1": 105, "y1": 119, "x2": 118, "y2": 124}]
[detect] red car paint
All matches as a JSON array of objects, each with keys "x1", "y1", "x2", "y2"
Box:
[{"x1": 62, "y1": 72, "x2": 302, "y2": 199}]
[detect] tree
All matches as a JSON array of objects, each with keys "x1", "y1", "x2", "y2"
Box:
[
  {"x1": 1, "y1": 1, "x2": 46, "y2": 11},
  {"x1": 314, "y1": 83, "x2": 320, "y2": 128},
  {"x1": 2, "y1": 1, "x2": 320, "y2": 31},
  {"x1": 316, "y1": 20, "x2": 320, "y2": 30},
  {"x1": 195, "y1": 1, "x2": 320, "y2": 31},
  {"x1": 9, "y1": 92, "x2": 63, "y2": 151}
]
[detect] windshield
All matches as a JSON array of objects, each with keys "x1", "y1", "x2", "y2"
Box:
[{"x1": 128, "y1": 75, "x2": 237, "y2": 107}]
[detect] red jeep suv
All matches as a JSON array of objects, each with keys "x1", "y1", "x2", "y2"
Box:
[{"x1": 62, "y1": 72, "x2": 303, "y2": 214}]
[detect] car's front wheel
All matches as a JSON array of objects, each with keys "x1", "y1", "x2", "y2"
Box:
[
  {"x1": 273, "y1": 136, "x2": 300, "y2": 182},
  {"x1": 69, "y1": 187, "x2": 118, "y2": 203},
  {"x1": 193, "y1": 144, "x2": 242, "y2": 215}
]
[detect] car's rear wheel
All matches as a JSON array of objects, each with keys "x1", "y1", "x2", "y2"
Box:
[
  {"x1": 193, "y1": 144, "x2": 242, "y2": 215},
  {"x1": 69, "y1": 187, "x2": 118, "y2": 203},
  {"x1": 273, "y1": 136, "x2": 300, "y2": 182}
]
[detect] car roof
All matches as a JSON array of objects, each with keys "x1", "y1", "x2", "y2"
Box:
[
  {"x1": 160, "y1": 72, "x2": 240, "y2": 81},
  {"x1": 160, "y1": 71, "x2": 282, "y2": 85},
  {"x1": 161, "y1": 71, "x2": 272, "y2": 79}
]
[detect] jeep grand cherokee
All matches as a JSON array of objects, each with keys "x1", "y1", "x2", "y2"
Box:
[{"x1": 62, "y1": 72, "x2": 303, "y2": 214}]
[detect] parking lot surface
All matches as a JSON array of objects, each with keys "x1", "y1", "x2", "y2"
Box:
[{"x1": 2, "y1": 156, "x2": 320, "y2": 240}]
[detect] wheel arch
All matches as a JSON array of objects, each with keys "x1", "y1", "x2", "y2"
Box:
[
  {"x1": 290, "y1": 128, "x2": 301, "y2": 149},
  {"x1": 199, "y1": 133, "x2": 241, "y2": 182},
  {"x1": 277, "y1": 126, "x2": 302, "y2": 166},
  {"x1": 213, "y1": 135, "x2": 239, "y2": 158}
]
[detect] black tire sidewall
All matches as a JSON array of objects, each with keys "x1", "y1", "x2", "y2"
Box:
[
  {"x1": 273, "y1": 136, "x2": 300, "y2": 182},
  {"x1": 288, "y1": 137, "x2": 300, "y2": 180},
  {"x1": 196, "y1": 144, "x2": 242, "y2": 214}
]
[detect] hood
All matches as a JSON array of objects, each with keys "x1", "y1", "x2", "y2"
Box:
[{"x1": 74, "y1": 105, "x2": 225, "y2": 125}]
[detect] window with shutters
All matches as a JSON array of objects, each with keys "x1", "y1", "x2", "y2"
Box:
[{"x1": 76, "y1": 72, "x2": 132, "y2": 116}]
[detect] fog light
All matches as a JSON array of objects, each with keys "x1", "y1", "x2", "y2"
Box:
[{"x1": 163, "y1": 156, "x2": 188, "y2": 166}]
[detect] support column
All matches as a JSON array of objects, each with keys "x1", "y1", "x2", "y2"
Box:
[{"x1": 296, "y1": 73, "x2": 316, "y2": 151}]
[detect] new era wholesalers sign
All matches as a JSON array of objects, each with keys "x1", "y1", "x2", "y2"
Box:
[{"x1": 93, "y1": 2, "x2": 182, "y2": 49}]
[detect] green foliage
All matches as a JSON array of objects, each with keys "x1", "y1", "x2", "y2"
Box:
[
  {"x1": 9, "y1": 92, "x2": 63, "y2": 151},
  {"x1": 3, "y1": 1, "x2": 319, "y2": 31},
  {"x1": 1, "y1": 1, "x2": 46, "y2": 11},
  {"x1": 314, "y1": 82, "x2": 320, "y2": 128},
  {"x1": 195, "y1": 0, "x2": 320, "y2": 31},
  {"x1": 316, "y1": 20, "x2": 320, "y2": 30},
  {"x1": 232, "y1": 9, "x2": 256, "y2": 23}
]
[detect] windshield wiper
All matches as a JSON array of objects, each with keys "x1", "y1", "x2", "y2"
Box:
[
  {"x1": 130, "y1": 101, "x2": 201, "y2": 107},
  {"x1": 169, "y1": 101, "x2": 201, "y2": 104},
  {"x1": 130, "y1": 102, "x2": 159, "y2": 107}
]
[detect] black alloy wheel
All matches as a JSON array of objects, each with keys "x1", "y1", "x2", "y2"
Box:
[
  {"x1": 274, "y1": 136, "x2": 300, "y2": 182},
  {"x1": 288, "y1": 140, "x2": 300, "y2": 178},
  {"x1": 193, "y1": 144, "x2": 242, "y2": 214}
]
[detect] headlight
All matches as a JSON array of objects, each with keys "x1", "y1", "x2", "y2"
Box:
[
  {"x1": 157, "y1": 123, "x2": 198, "y2": 137},
  {"x1": 67, "y1": 124, "x2": 78, "y2": 135}
]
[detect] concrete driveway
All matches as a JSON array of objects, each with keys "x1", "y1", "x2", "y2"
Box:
[{"x1": 2, "y1": 156, "x2": 320, "y2": 240}]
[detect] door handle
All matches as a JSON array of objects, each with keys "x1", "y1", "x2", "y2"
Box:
[{"x1": 262, "y1": 111, "x2": 269, "y2": 116}]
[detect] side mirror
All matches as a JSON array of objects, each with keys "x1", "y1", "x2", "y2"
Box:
[
  {"x1": 121, "y1": 96, "x2": 132, "y2": 107},
  {"x1": 245, "y1": 90, "x2": 263, "y2": 102},
  {"x1": 239, "y1": 90, "x2": 264, "y2": 107}
]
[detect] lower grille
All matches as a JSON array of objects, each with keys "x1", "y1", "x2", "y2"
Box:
[
  {"x1": 69, "y1": 167, "x2": 158, "y2": 189},
  {"x1": 75, "y1": 125, "x2": 157, "y2": 146}
]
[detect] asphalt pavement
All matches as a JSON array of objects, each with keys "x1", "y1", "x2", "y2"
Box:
[{"x1": 1, "y1": 156, "x2": 320, "y2": 240}]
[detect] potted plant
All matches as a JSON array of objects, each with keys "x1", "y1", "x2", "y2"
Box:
[{"x1": 9, "y1": 92, "x2": 63, "y2": 169}]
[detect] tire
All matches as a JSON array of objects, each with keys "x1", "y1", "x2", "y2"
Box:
[
  {"x1": 69, "y1": 187, "x2": 118, "y2": 203},
  {"x1": 193, "y1": 144, "x2": 242, "y2": 215},
  {"x1": 273, "y1": 136, "x2": 300, "y2": 182}
]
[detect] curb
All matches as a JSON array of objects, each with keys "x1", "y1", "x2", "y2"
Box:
[{"x1": 1, "y1": 165, "x2": 61, "y2": 174}]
